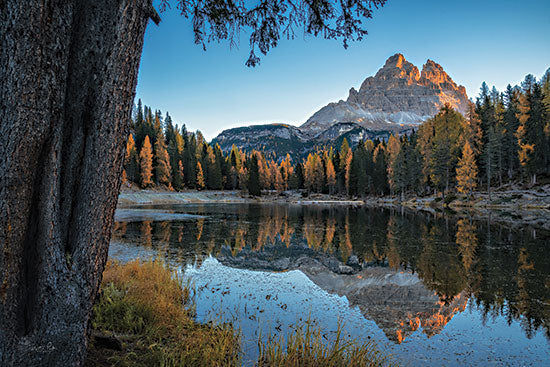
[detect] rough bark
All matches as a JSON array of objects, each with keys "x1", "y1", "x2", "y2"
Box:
[{"x1": 0, "y1": 1, "x2": 153, "y2": 365}]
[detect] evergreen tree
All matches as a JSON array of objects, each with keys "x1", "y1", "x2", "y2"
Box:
[
  {"x1": 502, "y1": 85, "x2": 521, "y2": 181},
  {"x1": 373, "y1": 145, "x2": 388, "y2": 195},
  {"x1": 349, "y1": 143, "x2": 367, "y2": 197},
  {"x1": 124, "y1": 134, "x2": 139, "y2": 183},
  {"x1": 516, "y1": 76, "x2": 546, "y2": 184},
  {"x1": 338, "y1": 138, "x2": 351, "y2": 192},
  {"x1": 139, "y1": 135, "x2": 153, "y2": 188},
  {"x1": 184, "y1": 134, "x2": 198, "y2": 188},
  {"x1": 386, "y1": 134, "x2": 402, "y2": 196},
  {"x1": 153, "y1": 128, "x2": 172, "y2": 186},
  {"x1": 290, "y1": 162, "x2": 304, "y2": 190},
  {"x1": 206, "y1": 145, "x2": 223, "y2": 189},
  {"x1": 248, "y1": 154, "x2": 261, "y2": 196},
  {"x1": 456, "y1": 141, "x2": 478, "y2": 198},
  {"x1": 483, "y1": 126, "x2": 499, "y2": 200},
  {"x1": 427, "y1": 106, "x2": 464, "y2": 197}
]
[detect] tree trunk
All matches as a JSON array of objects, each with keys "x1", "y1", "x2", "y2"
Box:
[{"x1": 0, "y1": 1, "x2": 154, "y2": 365}]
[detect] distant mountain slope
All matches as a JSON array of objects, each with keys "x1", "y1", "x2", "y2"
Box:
[
  {"x1": 212, "y1": 124, "x2": 313, "y2": 158},
  {"x1": 211, "y1": 53, "x2": 469, "y2": 158}
]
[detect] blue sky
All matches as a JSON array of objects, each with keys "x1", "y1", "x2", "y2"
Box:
[{"x1": 136, "y1": 0, "x2": 550, "y2": 140}]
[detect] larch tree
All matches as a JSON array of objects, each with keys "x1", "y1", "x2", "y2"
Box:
[
  {"x1": 344, "y1": 150, "x2": 354, "y2": 196},
  {"x1": 196, "y1": 161, "x2": 206, "y2": 190},
  {"x1": 326, "y1": 158, "x2": 337, "y2": 194},
  {"x1": 140, "y1": 136, "x2": 154, "y2": 188},
  {"x1": 0, "y1": 0, "x2": 386, "y2": 363},
  {"x1": 456, "y1": 141, "x2": 478, "y2": 198}
]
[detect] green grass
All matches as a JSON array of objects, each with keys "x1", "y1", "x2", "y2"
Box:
[{"x1": 257, "y1": 320, "x2": 395, "y2": 367}]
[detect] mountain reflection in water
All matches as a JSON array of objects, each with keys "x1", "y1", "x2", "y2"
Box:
[{"x1": 111, "y1": 203, "x2": 550, "y2": 364}]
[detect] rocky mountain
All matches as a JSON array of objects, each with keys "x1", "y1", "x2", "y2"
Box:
[
  {"x1": 212, "y1": 122, "x2": 400, "y2": 159},
  {"x1": 211, "y1": 53, "x2": 468, "y2": 157},
  {"x1": 300, "y1": 53, "x2": 469, "y2": 137},
  {"x1": 212, "y1": 124, "x2": 313, "y2": 158}
]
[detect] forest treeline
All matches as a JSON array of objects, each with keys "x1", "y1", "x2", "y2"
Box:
[{"x1": 124, "y1": 71, "x2": 550, "y2": 198}]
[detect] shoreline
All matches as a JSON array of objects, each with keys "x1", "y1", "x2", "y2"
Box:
[{"x1": 118, "y1": 187, "x2": 550, "y2": 230}]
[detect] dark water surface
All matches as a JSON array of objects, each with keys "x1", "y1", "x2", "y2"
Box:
[{"x1": 111, "y1": 203, "x2": 550, "y2": 366}]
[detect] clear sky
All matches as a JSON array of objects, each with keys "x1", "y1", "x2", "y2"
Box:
[{"x1": 136, "y1": 0, "x2": 550, "y2": 140}]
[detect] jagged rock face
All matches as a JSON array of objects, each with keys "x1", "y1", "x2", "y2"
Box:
[{"x1": 300, "y1": 53, "x2": 469, "y2": 138}]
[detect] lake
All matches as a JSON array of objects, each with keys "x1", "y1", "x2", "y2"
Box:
[{"x1": 110, "y1": 203, "x2": 550, "y2": 366}]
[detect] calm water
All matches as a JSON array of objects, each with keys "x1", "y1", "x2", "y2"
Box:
[{"x1": 110, "y1": 203, "x2": 550, "y2": 366}]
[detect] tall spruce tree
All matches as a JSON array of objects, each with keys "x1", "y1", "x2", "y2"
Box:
[
  {"x1": 124, "y1": 134, "x2": 140, "y2": 184},
  {"x1": 153, "y1": 128, "x2": 172, "y2": 186},
  {"x1": 248, "y1": 154, "x2": 261, "y2": 196}
]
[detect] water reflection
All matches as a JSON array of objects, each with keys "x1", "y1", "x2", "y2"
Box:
[{"x1": 111, "y1": 204, "x2": 550, "y2": 346}]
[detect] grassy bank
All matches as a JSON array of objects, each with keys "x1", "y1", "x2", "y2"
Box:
[
  {"x1": 87, "y1": 260, "x2": 394, "y2": 367},
  {"x1": 86, "y1": 260, "x2": 240, "y2": 366}
]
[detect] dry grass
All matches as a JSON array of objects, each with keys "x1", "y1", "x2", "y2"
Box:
[{"x1": 89, "y1": 259, "x2": 240, "y2": 366}]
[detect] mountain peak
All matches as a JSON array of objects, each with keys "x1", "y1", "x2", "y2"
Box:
[
  {"x1": 384, "y1": 53, "x2": 406, "y2": 68},
  {"x1": 421, "y1": 59, "x2": 452, "y2": 85},
  {"x1": 300, "y1": 53, "x2": 469, "y2": 137}
]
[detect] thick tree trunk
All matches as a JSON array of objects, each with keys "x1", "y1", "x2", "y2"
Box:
[{"x1": 0, "y1": 1, "x2": 154, "y2": 365}]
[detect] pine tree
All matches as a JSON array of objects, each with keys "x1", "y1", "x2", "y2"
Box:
[
  {"x1": 373, "y1": 145, "x2": 388, "y2": 196},
  {"x1": 338, "y1": 138, "x2": 351, "y2": 192},
  {"x1": 196, "y1": 161, "x2": 205, "y2": 190},
  {"x1": 349, "y1": 144, "x2": 367, "y2": 197},
  {"x1": 483, "y1": 126, "x2": 499, "y2": 200},
  {"x1": 206, "y1": 145, "x2": 222, "y2": 189},
  {"x1": 502, "y1": 85, "x2": 521, "y2": 181},
  {"x1": 139, "y1": 135, "x2": 153, "y2": 188},
  {"x1": 427, "y1": 106, "x2": 464, "y2": 197},
  {"x1": 184, "y1": 133, "x2": 197, "y2": 188},
  {"x1": 124, "y1": 134, "x2": 139, "y2": 183},
  {"x1": 516, "y1": 76, "x2": 545, "y2": 184},
  {"x1": 153, "y1": 130, "x2": 172, "y2": 186},
  {"x1": 248, "y1": 154, "x2": 261, "y2": 196},
  {"x1": 456, "y1": 141, "x2": 478, "y2": 198},
  {"x1": 290, "y1": 162, "x2": 304, "y2": 190},
  {"x1": 386, "y1": 134, "x2": 401, "y2": 196}
]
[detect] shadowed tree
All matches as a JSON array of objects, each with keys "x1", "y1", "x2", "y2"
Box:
[{"x1": 0, "y1": 0, "x2": 386, "y2": 364}]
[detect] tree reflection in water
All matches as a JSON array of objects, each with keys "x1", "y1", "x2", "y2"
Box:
[{"x1": 112, "y1": 204, "x2": 550, "y2": 343}]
